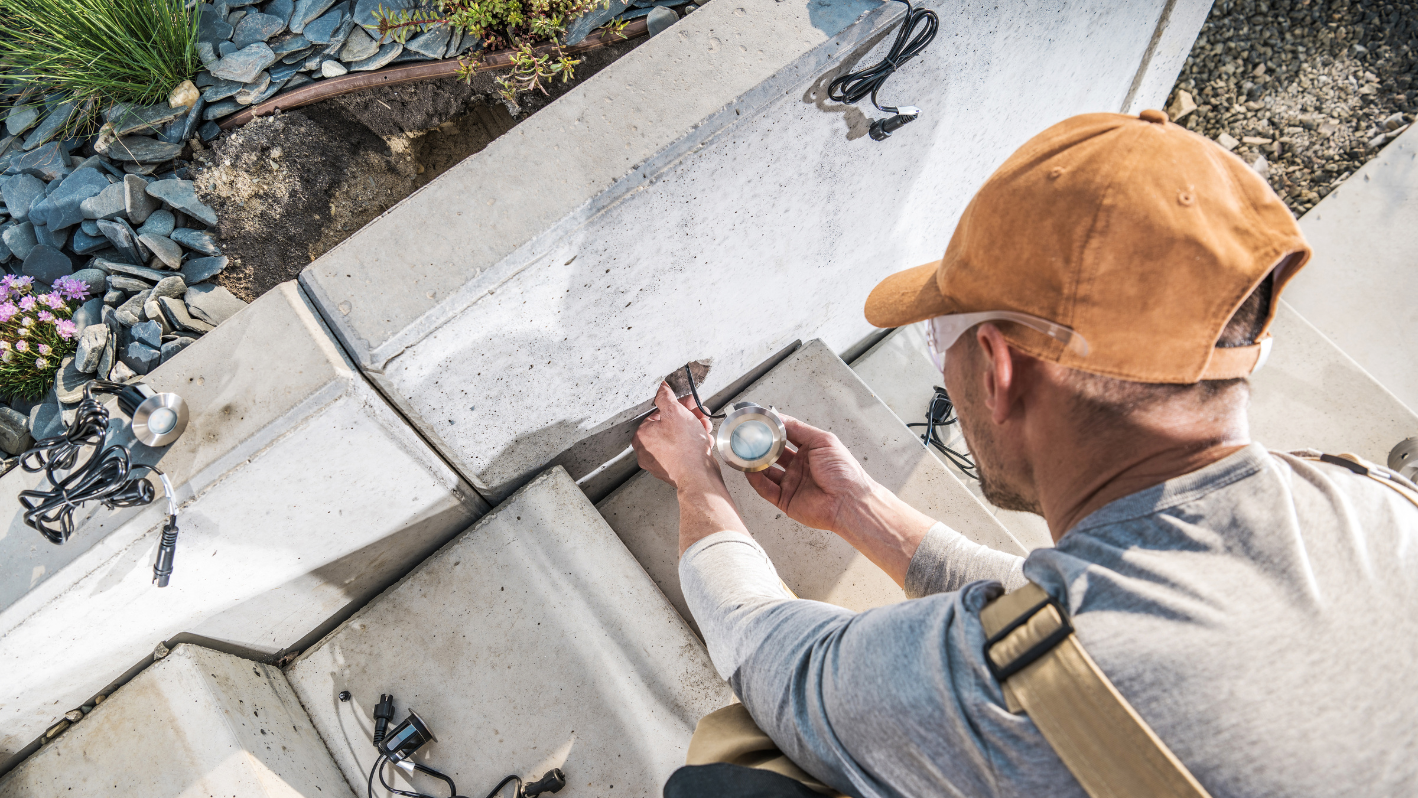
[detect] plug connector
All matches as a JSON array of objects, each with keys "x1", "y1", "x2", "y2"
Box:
[
  {"x1": 869, "y1": 107, "x2": 920, "y2": 141},
  {"x1": 373, "y1": 694, "x2": 395, "y2": 745},
  {"x1": 524, "y1": 768, "x2": 567, "y2": 797}
]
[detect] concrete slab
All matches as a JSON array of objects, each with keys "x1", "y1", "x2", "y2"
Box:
[
  {"x1": 1281, "y1": 124, "x2": 1418, "y2": 414},
  {"x1": 286, "y1": 466, "x2": 734, "y2": 798},
  {"x1": 0, "y1": 283, "x2": 486, "y2": 770},
  {"x1": 598, "y1": 340, "x2": 1026, "y2": 631},
  {"x1": 850, "y1": 325, "x2": 1054, "y2": 550},
  {"x1": 299, "y1": 0, "x2": 1209, "y2": 501},
  {"x1": 1249, "y1": 302, "x2": 1418, "y2": 461},
  {"x1": 0, "y1": 644, "x2": 352, "y2": 797}
]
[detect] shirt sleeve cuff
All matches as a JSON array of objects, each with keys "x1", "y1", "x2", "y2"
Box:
[{"x1": 904, "y1": 521, "x2": 1028, "y2": 598}]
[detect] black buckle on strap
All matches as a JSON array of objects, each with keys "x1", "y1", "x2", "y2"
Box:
[{"x1": 984, "y1": 595, "x2": 1074, "y2": 683}]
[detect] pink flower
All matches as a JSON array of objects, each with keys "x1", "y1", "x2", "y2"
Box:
[
  {"x1": 18, "y1": 296, "x2": 36, "y2": 311},
  {"x1": 15, "y1": 340, "x2": 28, "y2": 353},
  {"x1": 11, "y1": 276, "x2": 33, "y2": 290},
  {"x1": 0, "y1": 303, "x2": 16, "y2": 324},
  {"x1": 34, "y1": 357, "x2": 46, "y2": 369},
  {"x1": 39, "y1": 293, "x2": 63, "y2": 310},
  {"x1": 55, "y1": 321, "x2": 77, "y2": 340},
  {"x1": 51, "y1": 276, "x2": 89, "y2": 302},
  {"x1": 37, "y1": 343, "x2": 51, "y2": 356},
  {"x1": 37, "y1": 310, "x2": 54, "y2": 323},
  {"x1": 0, "y1": 341, "x2": 9, "y2": 350}
]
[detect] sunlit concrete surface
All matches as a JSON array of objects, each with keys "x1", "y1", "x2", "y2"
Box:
[
  {"x1": 300, "y1": 0, "x2": 1212, "y2": 501},
  {"x1": 287, "y1": 466, "x2": 734, "y2": 798},
  {"x1": 1283, "y1": 123, "x2": 1418, "y2": 415},
  {"x1": 0, "y1": 283, "x2": 486, "y2": 771},
  {"x1": 599, "y1": 340, "x2": 1026, "y2": 632},
  {"x1": 0, "y1": 644, "x2": 352, "y2": 797}
]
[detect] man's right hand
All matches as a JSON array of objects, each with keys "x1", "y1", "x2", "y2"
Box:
[
  {"x1": 745, "y1": 415, "x2": 876, "y2": 535},
  {"x1": 746, "y1": 414, "x2": 938, "y2": 587}
]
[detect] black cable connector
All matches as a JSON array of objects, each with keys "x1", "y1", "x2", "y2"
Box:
[
  {"x1": 152, "y1": 514, "x2": 180, "y2": 587},
  {"x1": 827, "y1": 0, "x2": 938, "y2": 141},
  {"x1": 906, "y1": 387, "x2": 979, "y2": 479},
  {"x1": 373, "y1": 694, "x2": 396, "y2": 746}
]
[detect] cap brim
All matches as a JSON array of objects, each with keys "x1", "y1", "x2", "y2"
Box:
[{"x1": 864, "y1": 260, "x2": 954, "y2": 328}]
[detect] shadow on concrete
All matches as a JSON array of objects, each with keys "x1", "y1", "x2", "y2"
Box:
[{"x1": 801, "y1": 20, "x2": 908, "y2": 141}]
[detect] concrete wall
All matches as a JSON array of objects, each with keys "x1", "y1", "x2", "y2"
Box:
[
  {"x1": 1281, "y1": 124, "x2": 1418, "y2": 417},
  {"x1": 0, "y1": 283, "x2": 486, "y2": 771},
  {"x1": 301, "y1": 0, "x2": 1213, "y2": 501},
  {"x1": 0, "y1": 644, "x2": 352, "y2": 797}
]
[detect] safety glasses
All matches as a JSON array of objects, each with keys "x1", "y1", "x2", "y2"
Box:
[{"x1": 923, "y1": 311, "x2": 1091, "y2": 372}]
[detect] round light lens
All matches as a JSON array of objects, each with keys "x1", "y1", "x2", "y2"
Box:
[
  {"x1": 730, "y1": 420, "x2": 774, "y2": 461},
  {"x1": 147, "y1": 407, "x2": 178, "y2": 436}
]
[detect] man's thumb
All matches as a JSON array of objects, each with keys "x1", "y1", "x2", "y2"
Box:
[{"x1": 654, "y1": 381, "x2": 678, "y2": 415}]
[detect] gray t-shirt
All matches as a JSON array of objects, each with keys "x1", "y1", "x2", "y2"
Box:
[{"x1": 679, "y1": 444, "x2": 1418, "y2": 797}]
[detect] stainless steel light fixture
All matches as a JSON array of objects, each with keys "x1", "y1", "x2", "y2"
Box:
[
  {"x1": 118, "y1": 383, "x2": 190, "y2": 447},
  {"x1": 716, "y1": 402, "x2": 787, "y2": 472}
]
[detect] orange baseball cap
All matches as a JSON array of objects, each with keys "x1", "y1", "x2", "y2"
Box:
[{"x1": 864, "y1": 109, "x2": 1311, "y2": 383}]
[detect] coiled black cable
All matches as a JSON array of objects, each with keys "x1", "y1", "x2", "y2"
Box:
[
  {"x1": 18, "y1": 380, "x2": 158, "y2": 543},
  {"x1": 16, "y1": 380, "x2": 182, "y2": 585},
  {"x1": 827, "y1": 0, "x2": 938, "y2": 138},
  {"x1": 906, "y1": 386, "x2": 979, "y2": 480}
]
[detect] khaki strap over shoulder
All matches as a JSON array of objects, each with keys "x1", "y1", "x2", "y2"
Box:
[
  {"x1": 1299, "y1": 451, "x2": 1418, "y2": 508},
  {"x1": 980, "y1": 583, "x2": 1213, "y2": 798}
]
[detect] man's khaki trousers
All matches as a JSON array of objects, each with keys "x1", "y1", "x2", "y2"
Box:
[{"x1": 687, "y1": 704, "x2": 846, "y2": 797}]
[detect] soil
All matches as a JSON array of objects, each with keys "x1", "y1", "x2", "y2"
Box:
[{"x1": 192, "y1": 36, "x2": 645, "y2": 303}]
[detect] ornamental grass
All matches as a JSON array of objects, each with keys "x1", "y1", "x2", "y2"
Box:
[
  {"x1": 0, "y1": 275, "x2": 89, "y2": 402},
  {"x1": 0, "y1": 0, "x2": 200, "y2": 131}
]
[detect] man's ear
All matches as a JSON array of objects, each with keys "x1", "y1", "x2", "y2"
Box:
[{"x1": 975, "y1": 323, "x2": 1016, "y2": 425}]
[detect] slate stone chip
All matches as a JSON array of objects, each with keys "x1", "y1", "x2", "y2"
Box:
[
  {"x1": 0, "y1": 406, "x2": 33, "y2": 456},
  {"x1": 349, "y1": 42, "x2": 403, "y2": 71},
  {"x1": 158, "y1": 296, "x2": 215, "y2": 334},
  {"x1": 71, "y1": 228, "x2": 110, "y2": 255},
  {"x1": 208, "y1": 43, "x2": 278, "y2": 83},
  {"x1": 1, "y1": 174, "x2": 46, "y2": 223},
  {"x1": 137, "y1": 210, "x2": 177, "y2": 239},
  {"x1": 170, "y1": 228, "x2": 221, "y2": 255},
  {"x1": 291, "y1": 0, "x2": 339, "y2": 33},
  {"x1": 233, "y1": 12, "x2": 287, "y2": 48},
  {"x1": 145, "y1": 180, "x2": 219, "y2": 227},
  {"x1": 185, "y1": 283, "x2": 247, "y2": 325},
  {"x1": 180, "y1": 255, "x2": 229, "y2": 283},
  {"x1": 120, "y1": 341, "x2": 162, "y2": 375},
  {"x1": 406, "y1": 26, "x2": 451, "y2": 58},
  {"x1": 109, "y1": 103, "x2": 186, "y2": 137},
  {"x1": 42, "y1": 167, "x2": 109, "y2": 230},
  {"x1": 5, "y1": 105, "x2": 39, "y2": 138},
  {"x1": 12, "y1": 143, "x2": 69, "y2": 181},
  {"x1": 107, "y1": 137, "x2": 185, "y2": 165},
  {"x1": 3, "y1": 222, "x2": 37, "y2": 261},
  {"x1": 95, "y1": 218, "x2": 148, "y2": 265},
  {"x1": 125, "y1": 174, "x2": 161, "y2": 224},
  {"x1": 75, "y1": 325, "x2": 108, "y2": 373},
  {"x1": 22, "y1": 102, "x2": 77, "y2": 150},
  {"x1": 20, "y1": 244, "x2": 73, "y2": 283},
  {"x1": 81, "y1": 182, "x2": 127, "y2": 221},
  {"x1": 301, "y1": 5, "x2": 345, "y2": 43},
  {"x1": 72, "y1": 297, "x2": 105, "y2": 330}
]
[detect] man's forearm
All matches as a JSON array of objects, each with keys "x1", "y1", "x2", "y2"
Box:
[
  {"x1": 832, "y1": 482, "x2": 938, "y2": 586},
  {"x1": 677, "y1": 463, "x2": 750, "y2": 555}
]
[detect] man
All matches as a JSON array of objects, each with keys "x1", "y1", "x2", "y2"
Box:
[{"x1": 632, "y1": 110, "x2": 1418, "y2": 797}]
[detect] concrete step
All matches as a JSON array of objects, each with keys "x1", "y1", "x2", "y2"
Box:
[
  {"x1": 285, "y1": 466, "x2": 734, "y2": 798},
  {"x1": 850, "y1": 324, "x2": 1055, "y2": 550},
  {"x1": 598, "y1": 339, "x2": 1027, "y2": 633},
  {"x1": 0, "y1": 644, "x2": 351, "y2": 797},
  {"x1": 0, "y1": 282, "x2": 486, "y2": 771},
  {"x1": 1281, "y1": 123, "x2": 1418, "y2": 416},
  {"x1": 1249, "y1": 302, "x2": 1418, "y2": 462}
]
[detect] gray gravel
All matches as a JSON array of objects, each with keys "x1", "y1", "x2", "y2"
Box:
[{"x1": 1168, "y1": 0, "x2": 1417, "y2": 215}]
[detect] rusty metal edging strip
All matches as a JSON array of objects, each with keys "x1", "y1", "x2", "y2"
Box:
[{"x1": 219, "y1": 19, "x2": 649, "y2": 130}]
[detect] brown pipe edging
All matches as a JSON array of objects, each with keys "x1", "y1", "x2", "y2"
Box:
[{"x1": 219, "y1": 19, "x2": 650, "y2": 130}]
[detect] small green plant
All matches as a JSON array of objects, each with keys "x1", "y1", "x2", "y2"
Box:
[
  {"x1": 488, "y1": 43, "x2": 580, "y2": 103},
  {"x1": 0, "y1": 0, "x2": 199, "y2": 133},
  {"x1": 372, "y1": 0, "x2": 607, "y2": 99},
  {"x1": 0, "y1": 276, "x2": 89, "y2": 403}
]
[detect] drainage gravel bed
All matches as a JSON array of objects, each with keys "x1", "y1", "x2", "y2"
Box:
[{"x1": 1167, "y1": 0, "x2": 1417, "y2": 214}]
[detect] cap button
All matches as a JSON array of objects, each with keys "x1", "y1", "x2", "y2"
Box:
[{"x1": 1139, "y1": 109, "x2": 1169, "y2": 125}]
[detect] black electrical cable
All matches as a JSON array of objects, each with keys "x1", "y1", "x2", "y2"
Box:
[
  {"x1": 17, "y1": 380, "x2": 157, "y2": 544},
  {"x1": 16, "y1": 380, "x2": 182, "y2": 584},
  {"x1": 684, "y1": 365, "x2": 725, "y2": 420},
  {"x1": 906, "y1": 386, "x2": 979, "y2": 480},
  {"x1": 826, "y1": 0, "x2": 939, "y2": 140}
]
